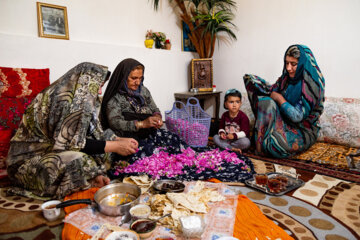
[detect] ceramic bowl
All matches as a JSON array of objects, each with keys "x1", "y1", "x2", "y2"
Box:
[
  {"x1": 41, "y1": 200, "x2": 61, "y2": 221},
  {"x1": 105, "y1": 230, "x2": 140, "y2": 240},
  {"x1": 129, "y1": 204, "x2": 151, "y2": 220},
  {"x1": 130, "y1": 218, "x2": 157, "y2": 239}
]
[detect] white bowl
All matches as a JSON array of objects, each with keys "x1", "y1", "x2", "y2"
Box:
[
  {"x1": 41, "y1": 200, "x2": 61, "y2": 221},
  {"x1": 105, "y1": 230, "x2": 140, "y2": 240},
  {"x1": 129, "y1": 204, "x2": 151, "y2": 220}
]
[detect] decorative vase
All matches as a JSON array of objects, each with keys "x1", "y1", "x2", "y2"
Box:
[
  {"x1": 154, "y1": 38, "x2": 162, "y2": 49},
  {"x1": 165, "y1": 42, "x2": 171, "y2": 50},
  {"x1": 144, "y1": 39, "x2": 154, "y2": 49}
]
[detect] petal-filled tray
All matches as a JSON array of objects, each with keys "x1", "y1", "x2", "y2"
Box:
[{"x1": 245, "y1": 172, "x2": 304, "y2": 196}]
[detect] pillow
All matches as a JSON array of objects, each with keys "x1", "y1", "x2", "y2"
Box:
[
  {"x1": 0, "y1": 129, "x2": 13, "y2": 171},
  {"x1": 0, "y1": 97, "x2": 33, "y2": 130},
  {"x1": 0, "y1": 66, "x2": 50, "y2": 162},
  {"x1": 318, "y1": 97, "x2": 360, "y2": 148},
  {"x1": 0, "y1": 66, "x2": 49, "y2": 98}
]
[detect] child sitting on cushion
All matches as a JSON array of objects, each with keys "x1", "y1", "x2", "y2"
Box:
[{"x1": 213, "y1": 89, "x2": 251, "y2": 153}]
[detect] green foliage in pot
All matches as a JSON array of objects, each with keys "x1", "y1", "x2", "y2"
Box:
[{"x1": 151, "y1": 0, "x2": 237, "y2": 58}]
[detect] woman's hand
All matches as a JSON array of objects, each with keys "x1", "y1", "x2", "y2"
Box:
[
  {"x1": 153, "y1": 115, "x2": 163, "y2": 129},
  {"x1": 270, "y1": 91, "x2": 287, "y2": 105},
  {"x1": 105, "y1": 138, "x2": 138, "y2": 156},
  {"x1": 142, "y1": 116, "x2": 163, "y2": 129},
  {"x1": 220, "y1": 133, "x2": 227, "y2": 140}
]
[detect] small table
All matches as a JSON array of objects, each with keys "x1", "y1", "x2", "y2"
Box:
[{"x1": 174, "y1": 91, "x2": 222, "y2": 121}]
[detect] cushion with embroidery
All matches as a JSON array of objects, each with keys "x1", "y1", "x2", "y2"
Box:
[
  {"x1": 0, "y1": 128, "x2": 12, "y2": 160},
  {"x1": 318, "y1": 97, "x2": 360, "y2": 148},
  {"x1": 0, "y1": 66, "x2": 49, "y2": 98},
  {"x1": 0, "y1": 66, "x2": 50, "y2": 162}
]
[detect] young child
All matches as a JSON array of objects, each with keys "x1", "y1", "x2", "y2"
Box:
[{"x1": 213, "y1": 89, "x2": 251, "y2": 153}]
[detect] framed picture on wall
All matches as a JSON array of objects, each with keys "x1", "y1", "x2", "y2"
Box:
[
  {"x1": 37, "y1": 2, "x2": 69, "y2": 40},
  {"x1": 181, "y1": 21, "x2": 196, "y2": 52},
  {"x1": 191, "y1": 58, "x2": 213, "y2": 92}
]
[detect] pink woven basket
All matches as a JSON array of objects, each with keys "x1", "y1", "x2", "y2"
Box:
[{"x1": 165, "y1": 97, "x2": 211, "y2": 147}]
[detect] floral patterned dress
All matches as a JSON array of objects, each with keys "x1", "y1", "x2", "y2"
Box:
[{"x1": 6, "y1": 62, "x2": 116, "y2": 199}]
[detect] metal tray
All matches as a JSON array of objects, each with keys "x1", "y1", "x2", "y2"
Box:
[{"x1": 245, "y1": 172, "x2": 304, "y2": 196}]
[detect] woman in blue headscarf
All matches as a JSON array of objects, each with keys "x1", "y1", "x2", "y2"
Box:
[{"x1": 244, "y1": 45, "x2": 325, "y2": 158}]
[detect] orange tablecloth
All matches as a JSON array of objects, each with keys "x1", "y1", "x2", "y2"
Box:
[{"x1": 62, "y1": 186, "x2": 293, "y2": 240}]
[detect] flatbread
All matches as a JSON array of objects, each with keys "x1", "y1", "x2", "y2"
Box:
[
  {"x1": 167, "y1": 192, "x2": 207, "y2": 213},
  {"x1": 123, "y1": 175, "x2": 153, "y2": 194},
  {"x1": 149, "y1": 181, "x2": 226, "y2": 234}
]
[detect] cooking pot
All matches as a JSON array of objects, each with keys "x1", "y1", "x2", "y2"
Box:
[{"x1": 56, "y1": 182, "x2": 141, "y2": 217}]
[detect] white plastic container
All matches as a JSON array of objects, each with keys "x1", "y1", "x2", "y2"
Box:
[{"x1": 180, "y1": 215, "x2": 205, "y2": 238}]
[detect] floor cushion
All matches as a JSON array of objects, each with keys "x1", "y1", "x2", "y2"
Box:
[{"x1": 0, "y1": 66, "x2": 50, "y2": 172}]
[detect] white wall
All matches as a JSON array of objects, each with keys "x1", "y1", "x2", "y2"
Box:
[
  {"x1": 1, "y1": 0, "x2": 359, "y2": 117},
  {"x1": 0, "y1": 0, "x2": 195, "y2": 115},
  {"x1": 213, "y1": 0, "x2": 360, "y2": 115}
]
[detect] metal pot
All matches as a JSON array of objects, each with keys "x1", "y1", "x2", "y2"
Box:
[{"x1": 56, "y1": 183, "x2": 141, "y2": 217}]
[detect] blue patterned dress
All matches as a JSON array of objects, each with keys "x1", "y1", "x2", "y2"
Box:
[{"x1": 244, "y1": 45, "x2": 325, "y2": 158}]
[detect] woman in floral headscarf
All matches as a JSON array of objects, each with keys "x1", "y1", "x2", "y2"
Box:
[
  {"x1": 244, "y1": 44, "x2": 325, "y2": 158},
  {"x1": 101, "y1": 58, "x2": 187, "y2": 165},
  {"x1": 6, "y1": 62, "x2": 138, "y2": 199}
]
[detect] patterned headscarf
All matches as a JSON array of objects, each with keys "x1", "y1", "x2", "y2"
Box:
[
  {"x1": 272, "y1": 44, "x2": 325, "y2": 132},
  {"x1": 7, "y1": 62, "x2": 110, "y2": 166},
  {"x1": 101, "y1": 58, "x2": 145, "y2": 129}
]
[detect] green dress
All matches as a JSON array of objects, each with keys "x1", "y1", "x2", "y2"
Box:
[{"x1": 6, "y1": 62, "x2": 116, "y2": 199}]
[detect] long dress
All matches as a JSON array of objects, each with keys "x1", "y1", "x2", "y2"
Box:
[
  {"x1": 101, "y1": 59, "x2": 187, "y2": 165},
  {"x1": 244, "y1": 45, "x2": 325, "y2": 158},
  {"x1": 6, "y1": 62, "x2": 116, "y2": 199}
]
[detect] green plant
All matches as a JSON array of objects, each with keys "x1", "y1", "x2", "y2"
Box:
[
  {"x1": 152, "y1": 31, "x2": 166, "y2": 43},
  {"x1": 151, "y1": 0, "x2": 237, "y2": 58}
]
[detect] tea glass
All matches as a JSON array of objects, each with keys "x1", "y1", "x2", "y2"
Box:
[
  {"x1": 254, "y1": 174, "x2": 268, "y2": 186},
  {"x1": 267, "y1": 178, "x2": 282, "y2": 193}
]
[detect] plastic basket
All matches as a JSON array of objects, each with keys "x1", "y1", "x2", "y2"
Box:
[
  {"x1": 185, "y1": 97, "x2": 211, "y2": 147},
  {"x1": 165, "y1": 101, "x2": 190, "y2": 141},
  {"x1": 165, "y1": 98, "x2": 211, "y2": 147}
]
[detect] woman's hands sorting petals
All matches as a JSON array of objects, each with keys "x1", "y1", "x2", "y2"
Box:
[{"x1": 105, "y1": 137, "x2": 138, "y2": 156}]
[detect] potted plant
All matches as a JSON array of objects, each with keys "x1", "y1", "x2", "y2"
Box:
[
  {"x1": 152, "y1": 31, "x2": 166, "y2": 49},
  {"x1": 145, "y1": 30, "x2": 154, "y2": 48},
  {"x1": 151, "y1": 0, "x2": 237, "y2": 58}
]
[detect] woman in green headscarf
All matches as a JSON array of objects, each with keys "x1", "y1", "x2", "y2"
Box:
[
  {"x1": 244, "y1": 45, "x2": 325, "y2": 158},
  {"x1": 6, "y1": 62, "x2": 138, "y2": 199}
]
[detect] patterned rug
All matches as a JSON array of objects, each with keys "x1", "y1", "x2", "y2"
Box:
[
  {"x1": 0, "y1": 180, "x2": 64, "y2": 240},
  {"x1": 243, "y1": 142, "x2": 360, "y2": 183},
  {"x1": 236, "y1": 158, "x2": 360, "y2": 240},
  {"x1": 0, "y1": 156, "x2": 359, "y2": 240},
  {"x1": 292, "y1": 142, "x2": 360, "y2": 171}
]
